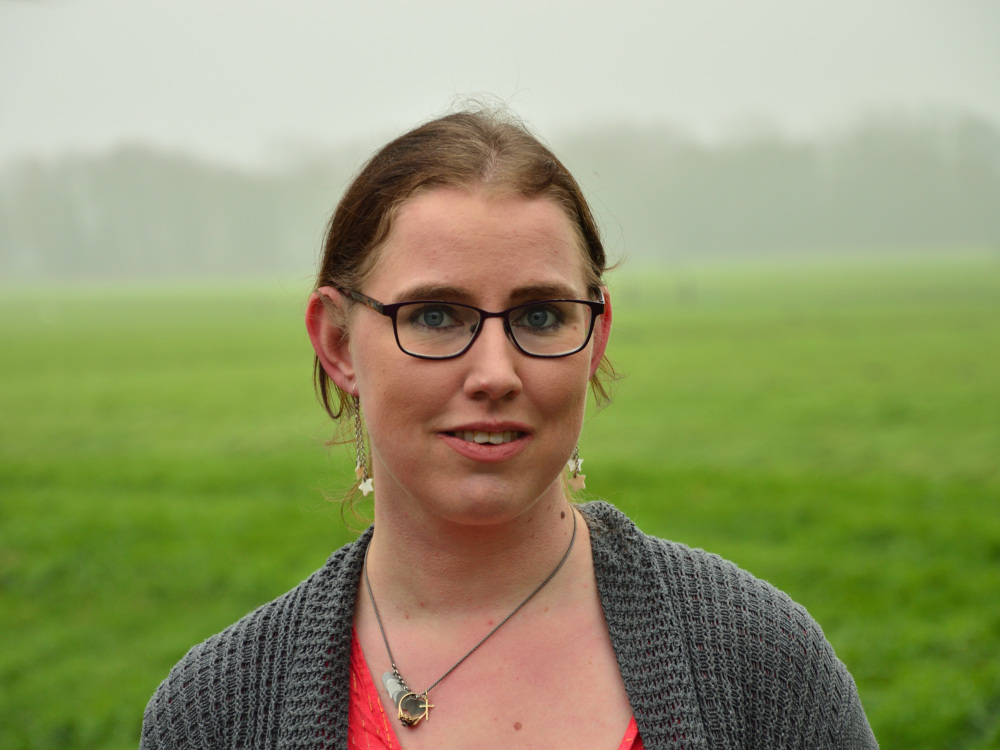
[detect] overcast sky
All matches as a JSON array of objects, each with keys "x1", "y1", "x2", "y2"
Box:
[{"x1": 2, "y1": 0, "x2": 999, "y2": 168}]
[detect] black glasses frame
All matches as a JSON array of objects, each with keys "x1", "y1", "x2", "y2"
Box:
[{"x1": 335, "y1": 288, "x2": 605, "y2": 360}]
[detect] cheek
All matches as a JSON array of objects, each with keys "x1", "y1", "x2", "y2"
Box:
[
  {"x1": 529, "y1": 362, "x2": 591, "y2": 419},
  {"x1": 350, "y1": 317, "x2": 404, "y2": 396},
  {"x1": 359, "y1": 357, "x2": 451, "y2": 445}
]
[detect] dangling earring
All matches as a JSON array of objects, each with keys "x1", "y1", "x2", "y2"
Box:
[
  {"x1": 567, "y1": 445, "x2": 586, "y2": 491},
  {"x1": 354, "y1": 395, "x2": 374, "y2": 496}
]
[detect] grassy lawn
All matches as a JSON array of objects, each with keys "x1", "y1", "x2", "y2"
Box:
[{"x1": 2, "y1": 253, "x2": 998, "y2": 748}]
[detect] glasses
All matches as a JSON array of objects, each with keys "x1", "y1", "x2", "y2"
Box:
[{"x1": 335, "y1": 288, "x2": 605, "y2": 360}]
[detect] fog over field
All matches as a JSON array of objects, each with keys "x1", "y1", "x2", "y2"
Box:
[
  {"x1": 2, "y1": 0, "x2": 998, "y2": 278},
  {"x1": 3, "y1": 115, "x2": 1000, "y2": 280}
]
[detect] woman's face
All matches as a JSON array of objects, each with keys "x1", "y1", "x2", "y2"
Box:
[{"x1": 313, "y1": 187, "x2": 611, "y2": 529}]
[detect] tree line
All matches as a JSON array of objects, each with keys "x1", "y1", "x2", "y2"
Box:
[{"x1": 2, "y1": 113, "x2": 998, "y2": 280}]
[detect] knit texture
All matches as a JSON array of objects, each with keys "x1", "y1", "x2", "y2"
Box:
[{"x1": 141, "y1": 502, "x2": 877, "y2": 749}]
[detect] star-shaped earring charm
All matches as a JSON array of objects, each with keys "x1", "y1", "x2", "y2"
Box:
[{"x1": 359, "y1": 477, "x2": 374, "y2": 496}]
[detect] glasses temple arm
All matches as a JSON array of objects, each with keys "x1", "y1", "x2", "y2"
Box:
[{"x1": 337, "y1": 287, "x2": 385, "y2": 314}]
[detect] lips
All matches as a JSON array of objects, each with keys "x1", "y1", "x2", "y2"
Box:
[
  {"x1": 439, "y1": 424, "x2": 531, "y2": 463},
  {"x1": 449, "y1": 430, "x2": 523, "y2": 445}
]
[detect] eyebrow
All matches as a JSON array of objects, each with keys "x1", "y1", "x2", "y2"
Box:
[
  {"x1": 392, "y1": 282, "x2": 585, "y2": 305},
  {"x1": 392, "y1": 284, "x2": 469, "y2": 303}
]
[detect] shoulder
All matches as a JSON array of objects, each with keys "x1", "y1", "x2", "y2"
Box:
[
  {"x1": 581, "y1": 500, "x2": 834, "y2": 659},
  {"x1": 581, "y1": 501, "x2": 877, "y2": 749},
  {"x1": 140, "y1": 530, "x2": 371, "y2": 750}
]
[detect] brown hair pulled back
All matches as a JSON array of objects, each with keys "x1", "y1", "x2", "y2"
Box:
[{"x1": 313, "y1": 107, "x2": 616, "y2": 425}]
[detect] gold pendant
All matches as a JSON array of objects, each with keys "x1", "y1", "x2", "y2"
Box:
[
  {"x1": 397, "y1": 692, "x2": 433, "y2": 727},
  {"x1": 383, "y1": 673, "x2": 434, "y2": 727}
]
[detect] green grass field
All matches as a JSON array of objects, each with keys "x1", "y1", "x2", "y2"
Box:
[{"x1": 2, "y1": 254, "x2": 999, "y2": 749}]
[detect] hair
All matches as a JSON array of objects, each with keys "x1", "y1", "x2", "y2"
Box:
[{"x1": 312, "y1": 106, "x2": 618, "y2": 431}]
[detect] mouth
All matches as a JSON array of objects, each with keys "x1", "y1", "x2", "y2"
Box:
[{"x1": 446, "y1": 430, "x2": 524, "y2": 445}]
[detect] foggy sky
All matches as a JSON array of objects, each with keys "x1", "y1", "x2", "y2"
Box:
[{"x1": 2, "y1": 0, "x2": 999, "y2": 168}]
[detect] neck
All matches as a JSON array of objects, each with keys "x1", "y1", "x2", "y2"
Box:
[{"x1": 363, "y1": 492, "x2": 580, "y2": 617}]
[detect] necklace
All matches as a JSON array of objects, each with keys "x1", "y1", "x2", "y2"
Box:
[{"x1": 363, "y1": 508, "x2": 578, "y2": 728}]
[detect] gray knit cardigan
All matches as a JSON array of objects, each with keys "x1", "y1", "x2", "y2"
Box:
[{"x1": 141, "y1": 502, "x2": 877, "y2": 749}]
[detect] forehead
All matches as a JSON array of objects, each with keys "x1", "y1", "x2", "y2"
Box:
[{"x1": 367, "y1": 188, "x2": 589, "y2": 303}]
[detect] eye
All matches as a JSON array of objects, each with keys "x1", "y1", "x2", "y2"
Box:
[
  {"x1": 403, "y1": 303, "x2": 474, "y2": 331},
  {"x1": 512, "y1": 303, "x2": 562, "y2": 331},
  {"x1": 417, "y1": 307, "x2": 450, "y2": 327}
]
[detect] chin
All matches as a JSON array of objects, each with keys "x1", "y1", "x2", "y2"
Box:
[{"x1": 435, "y1": 476, "x2": 561, "y2": 527}]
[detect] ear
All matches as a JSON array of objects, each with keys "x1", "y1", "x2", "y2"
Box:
[
  {"x1": 588, "y1": 286, "x2": 613, "y2": 379},
  {"x1": 305, "y1": 287, "x2": 357, "y2": 395}
]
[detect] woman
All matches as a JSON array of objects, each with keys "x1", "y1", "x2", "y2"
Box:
[{"x1": 141, "y1": 109, "x2": 877, "y2": 749}]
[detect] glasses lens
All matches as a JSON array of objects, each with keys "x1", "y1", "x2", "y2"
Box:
[
  {"x1": 395, "y1": 302, "x2": 481, "y2": 358},
  {"x1": 509, "y1": 301, "x2": 594, "y2": 356}
]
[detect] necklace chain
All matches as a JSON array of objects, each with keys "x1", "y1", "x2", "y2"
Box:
[{"x1": 363, "y1": 508, "x2": 578, "y2": 725}]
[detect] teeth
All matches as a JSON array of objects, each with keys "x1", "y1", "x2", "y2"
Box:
[{"x1": 457, "y1": 430, "x2": 518, "y2": 444}]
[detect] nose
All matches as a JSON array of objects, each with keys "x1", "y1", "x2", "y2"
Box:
[{"x1": 461, "y1": 317, "x2": 523, "y2": 401}]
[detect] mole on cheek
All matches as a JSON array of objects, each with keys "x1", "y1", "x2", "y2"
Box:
[{"x1": 513, "y1": 722, "x2": 522, "y2": 731}]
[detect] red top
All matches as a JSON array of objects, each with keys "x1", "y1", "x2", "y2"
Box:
[{"x1": 348, "y1": 629, "x2": 643, "y2": 750}]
